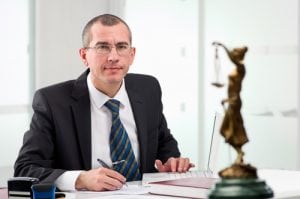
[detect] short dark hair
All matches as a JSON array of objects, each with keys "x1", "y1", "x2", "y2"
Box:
[{"x1": 82, "y1": 14, "x2": 132, "y2": 47}]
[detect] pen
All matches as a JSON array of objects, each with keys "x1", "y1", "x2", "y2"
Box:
[
  {"x1": 97, "y1": 158, "x2": 126, "y2": 168},
  {"x1": 97, "y1": 158, "x2": 110, "y2": 168},
  {"x1": 97, "y1": 158, "x2": 128, "y2": 187}
]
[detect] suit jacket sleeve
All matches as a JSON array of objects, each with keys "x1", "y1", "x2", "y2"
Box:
[
  {"x1": 14, "y1": 71, "x2": 91, "y2": 184},
  {"x1": 14, "y1": 89, "x2": 66, "y2": 183}
]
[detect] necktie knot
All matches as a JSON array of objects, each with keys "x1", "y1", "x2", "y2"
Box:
[{"x1": 104, "y1": 99, "x2": 120, "y2": 114}]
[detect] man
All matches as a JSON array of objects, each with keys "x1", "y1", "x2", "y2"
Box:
[{"x1": 14, "y1": 14, "x2": 194, "y2": 191}]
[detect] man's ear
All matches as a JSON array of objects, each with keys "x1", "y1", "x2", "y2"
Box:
[
  {"x1": 79, "y1": 48, "x2": 88, "y2": 66},
  {"x1": 129, "y1": 47, "x2": 136, "y2": 65}
]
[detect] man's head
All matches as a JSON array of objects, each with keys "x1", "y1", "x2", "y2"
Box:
[
  {"x1": 79, "y1": 14, "x2": 135, "y2": 97},
  {"x1": 82, "y1": 14, "x2": 132, "y2": 48}
]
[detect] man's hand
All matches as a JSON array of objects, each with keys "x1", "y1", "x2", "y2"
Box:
[
  {"x1": 155, "y1": 157, "x2": 195, "y2": 173},
  {"x1": 75, "y1": 167, "x2": 126, "y2": 191}
]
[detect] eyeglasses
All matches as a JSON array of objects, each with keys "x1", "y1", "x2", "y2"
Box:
[{"x1": 85, "y1": 44, "x2": 132, "y2": 56}]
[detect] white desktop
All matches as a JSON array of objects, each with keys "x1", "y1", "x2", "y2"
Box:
[{"x1": 57, "y1": 169, "x2": 300, "y2": 199}]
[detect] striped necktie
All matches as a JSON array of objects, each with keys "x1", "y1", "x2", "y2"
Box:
[{"x1": 104, "y1": 99, "x2": 141, "y2": 181}]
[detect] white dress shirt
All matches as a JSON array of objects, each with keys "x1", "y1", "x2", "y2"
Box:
[{"x1": 55, "y1": 73, "x2": 139, "y2": 191}]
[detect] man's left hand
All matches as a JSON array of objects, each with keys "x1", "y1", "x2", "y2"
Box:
[{"x1": 155, "y1": 157, "x2": 195, "y2": 173}]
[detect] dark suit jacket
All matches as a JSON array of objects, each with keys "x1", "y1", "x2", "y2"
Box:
[{"x1": 14, "y1": 70, "x2": 180, "y2": 183}]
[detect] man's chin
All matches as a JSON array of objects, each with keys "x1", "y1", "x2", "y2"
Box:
[
  {"x1": 106, "y1": 77, "x2": 123, "y2": 85},
  {"x1": 102, "y1": 72, "x2": 125, "y2": 85}
]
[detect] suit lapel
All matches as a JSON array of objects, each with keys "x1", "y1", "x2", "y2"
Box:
[
  {"x1": 125, "y1": 80, "x2": 148, "y2": 173},
  {"x1": 71, "y1": 70, "x2": 91, "y2": 170}
]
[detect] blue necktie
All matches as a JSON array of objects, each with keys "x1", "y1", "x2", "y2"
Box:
[{"x1": 105, "y1": 99, "x2": 141, "y2": 181}]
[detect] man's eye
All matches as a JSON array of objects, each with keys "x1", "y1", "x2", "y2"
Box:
[
  {"x1": 117, "y1": 45, "x2": 128, "y2": 50},
  {"x1": 96, "y1": 45, "x2": 110, "y2": 50}
]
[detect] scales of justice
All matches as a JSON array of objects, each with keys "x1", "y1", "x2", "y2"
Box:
[{"x1": 208, "y1": 42, "x2": 274, "y2": 199}]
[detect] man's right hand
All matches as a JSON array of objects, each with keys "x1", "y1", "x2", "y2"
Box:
[{"x1": 75, "y1": 167, "x2": 126, "y2": 191}]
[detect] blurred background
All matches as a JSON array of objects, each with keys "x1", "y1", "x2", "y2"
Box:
[{"x1": 0, "y1": 0, "x2": 299, "y2": 185}]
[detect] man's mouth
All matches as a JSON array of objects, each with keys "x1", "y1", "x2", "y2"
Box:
[
  {"x1": 105, "y1": 65, "x2": 122, "y2": 69},
  {"x1": 105, "y1": 66, "x2": 122, "y2": 73},
  {"x1": 106, "y1": 67, "x2": 121, "y2": 70}
]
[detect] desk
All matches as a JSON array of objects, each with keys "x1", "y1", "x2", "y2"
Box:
[
  {"x1": 258, "y1": 169, "x2": 300, "y2": 199},
  {"x1": 2, "y1": 169, "x2": 300, "y2": 199},
  {"x1": 0, "y1": 188, "x2": 7, "y2": 199}
]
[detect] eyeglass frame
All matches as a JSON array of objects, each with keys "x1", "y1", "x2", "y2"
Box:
[{"x1": 84, "y1": 42, "x2": 133, "y2": 56}]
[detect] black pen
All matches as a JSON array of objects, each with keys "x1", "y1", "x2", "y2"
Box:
[
  {"x1": 97, "y1": 158, "x2": 110, "y2": 168},
  {"x1": 97, "y1": 158, "x2": 126, "y2": 168},
  {"x1": 97, "y1": 158, "x2": 128, "y2": 186}
]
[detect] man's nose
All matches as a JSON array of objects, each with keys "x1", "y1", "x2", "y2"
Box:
[{"x1": 107, "y1": 47, "x2": 119, "y2": 62}]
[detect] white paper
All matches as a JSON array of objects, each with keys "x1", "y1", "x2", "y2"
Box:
[{"x1": 74, "y1": 182, "x2": 150, "y2": 199}]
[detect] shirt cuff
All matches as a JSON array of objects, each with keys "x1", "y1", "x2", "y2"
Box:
[{"x1": 55, "y1": 170, "x2": 83, "y2": 191}]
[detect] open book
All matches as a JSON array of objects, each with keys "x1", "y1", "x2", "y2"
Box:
[{"x1": 148, "y1": 176, "x2": 217, "y2": 198}]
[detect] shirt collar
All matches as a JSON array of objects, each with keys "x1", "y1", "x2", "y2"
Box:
[{"x1": 87, "y1": 73, "x2": 127, "y2": 109}]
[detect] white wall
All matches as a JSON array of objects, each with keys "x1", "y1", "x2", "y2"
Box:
[{"x1": 0, "y1": 0, "x2": 31, "y2": 187}]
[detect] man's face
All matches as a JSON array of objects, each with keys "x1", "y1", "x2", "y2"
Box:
[{"x1": 80, "y1": 22, "x2": 135, "y2": 90}]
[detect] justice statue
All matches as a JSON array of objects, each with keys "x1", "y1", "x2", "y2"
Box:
[{"x1": 209, "y1": 42, "x2": 273, "y2": 199}]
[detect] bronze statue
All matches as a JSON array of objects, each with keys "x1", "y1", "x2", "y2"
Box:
[
  {"x1": 212, "y1": 42, "x2": 256, "y2": 178},
  {"x1": 209, "y1": 42, "x2": 273, "y2": 199}
]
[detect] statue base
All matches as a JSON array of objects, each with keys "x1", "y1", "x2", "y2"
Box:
[
  {"x1": 219, "y1": 163, "x2": 257, "y2": 178},
  {"x1": 209, "y1": 163, "x2": 273, "y2": 198},
  {"x1": 208, "y1": 178, "x2": 273, "y2": 199}
]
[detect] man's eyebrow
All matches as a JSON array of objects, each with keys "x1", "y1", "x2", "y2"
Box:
[
  {"x1": 94, "y1": 41, "x2": 130, "y2": 46},
  {"x1": 116, "y1": 42, "x2": 129, "y2": 46},
  {"x1": 94, "y1": 41, "x2": 110, "y2": 46}
]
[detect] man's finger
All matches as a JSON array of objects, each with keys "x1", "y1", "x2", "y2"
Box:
[
  {"x1": 182, "y1": 158, "x2": 190, "y2": 172},
  {"x1": 177, "y1": 158, "x2": 186, "y2": 172},
  {"x1": 155, "y1": 159, "x2": 165, "y2": 171},
  {"x1": 169, "y1": 157, "x2": 177, "y2": 172}
]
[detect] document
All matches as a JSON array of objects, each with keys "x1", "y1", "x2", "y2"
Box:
[{"x1": 75, "y1": 182, "x2": 150, "y2": 198}]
